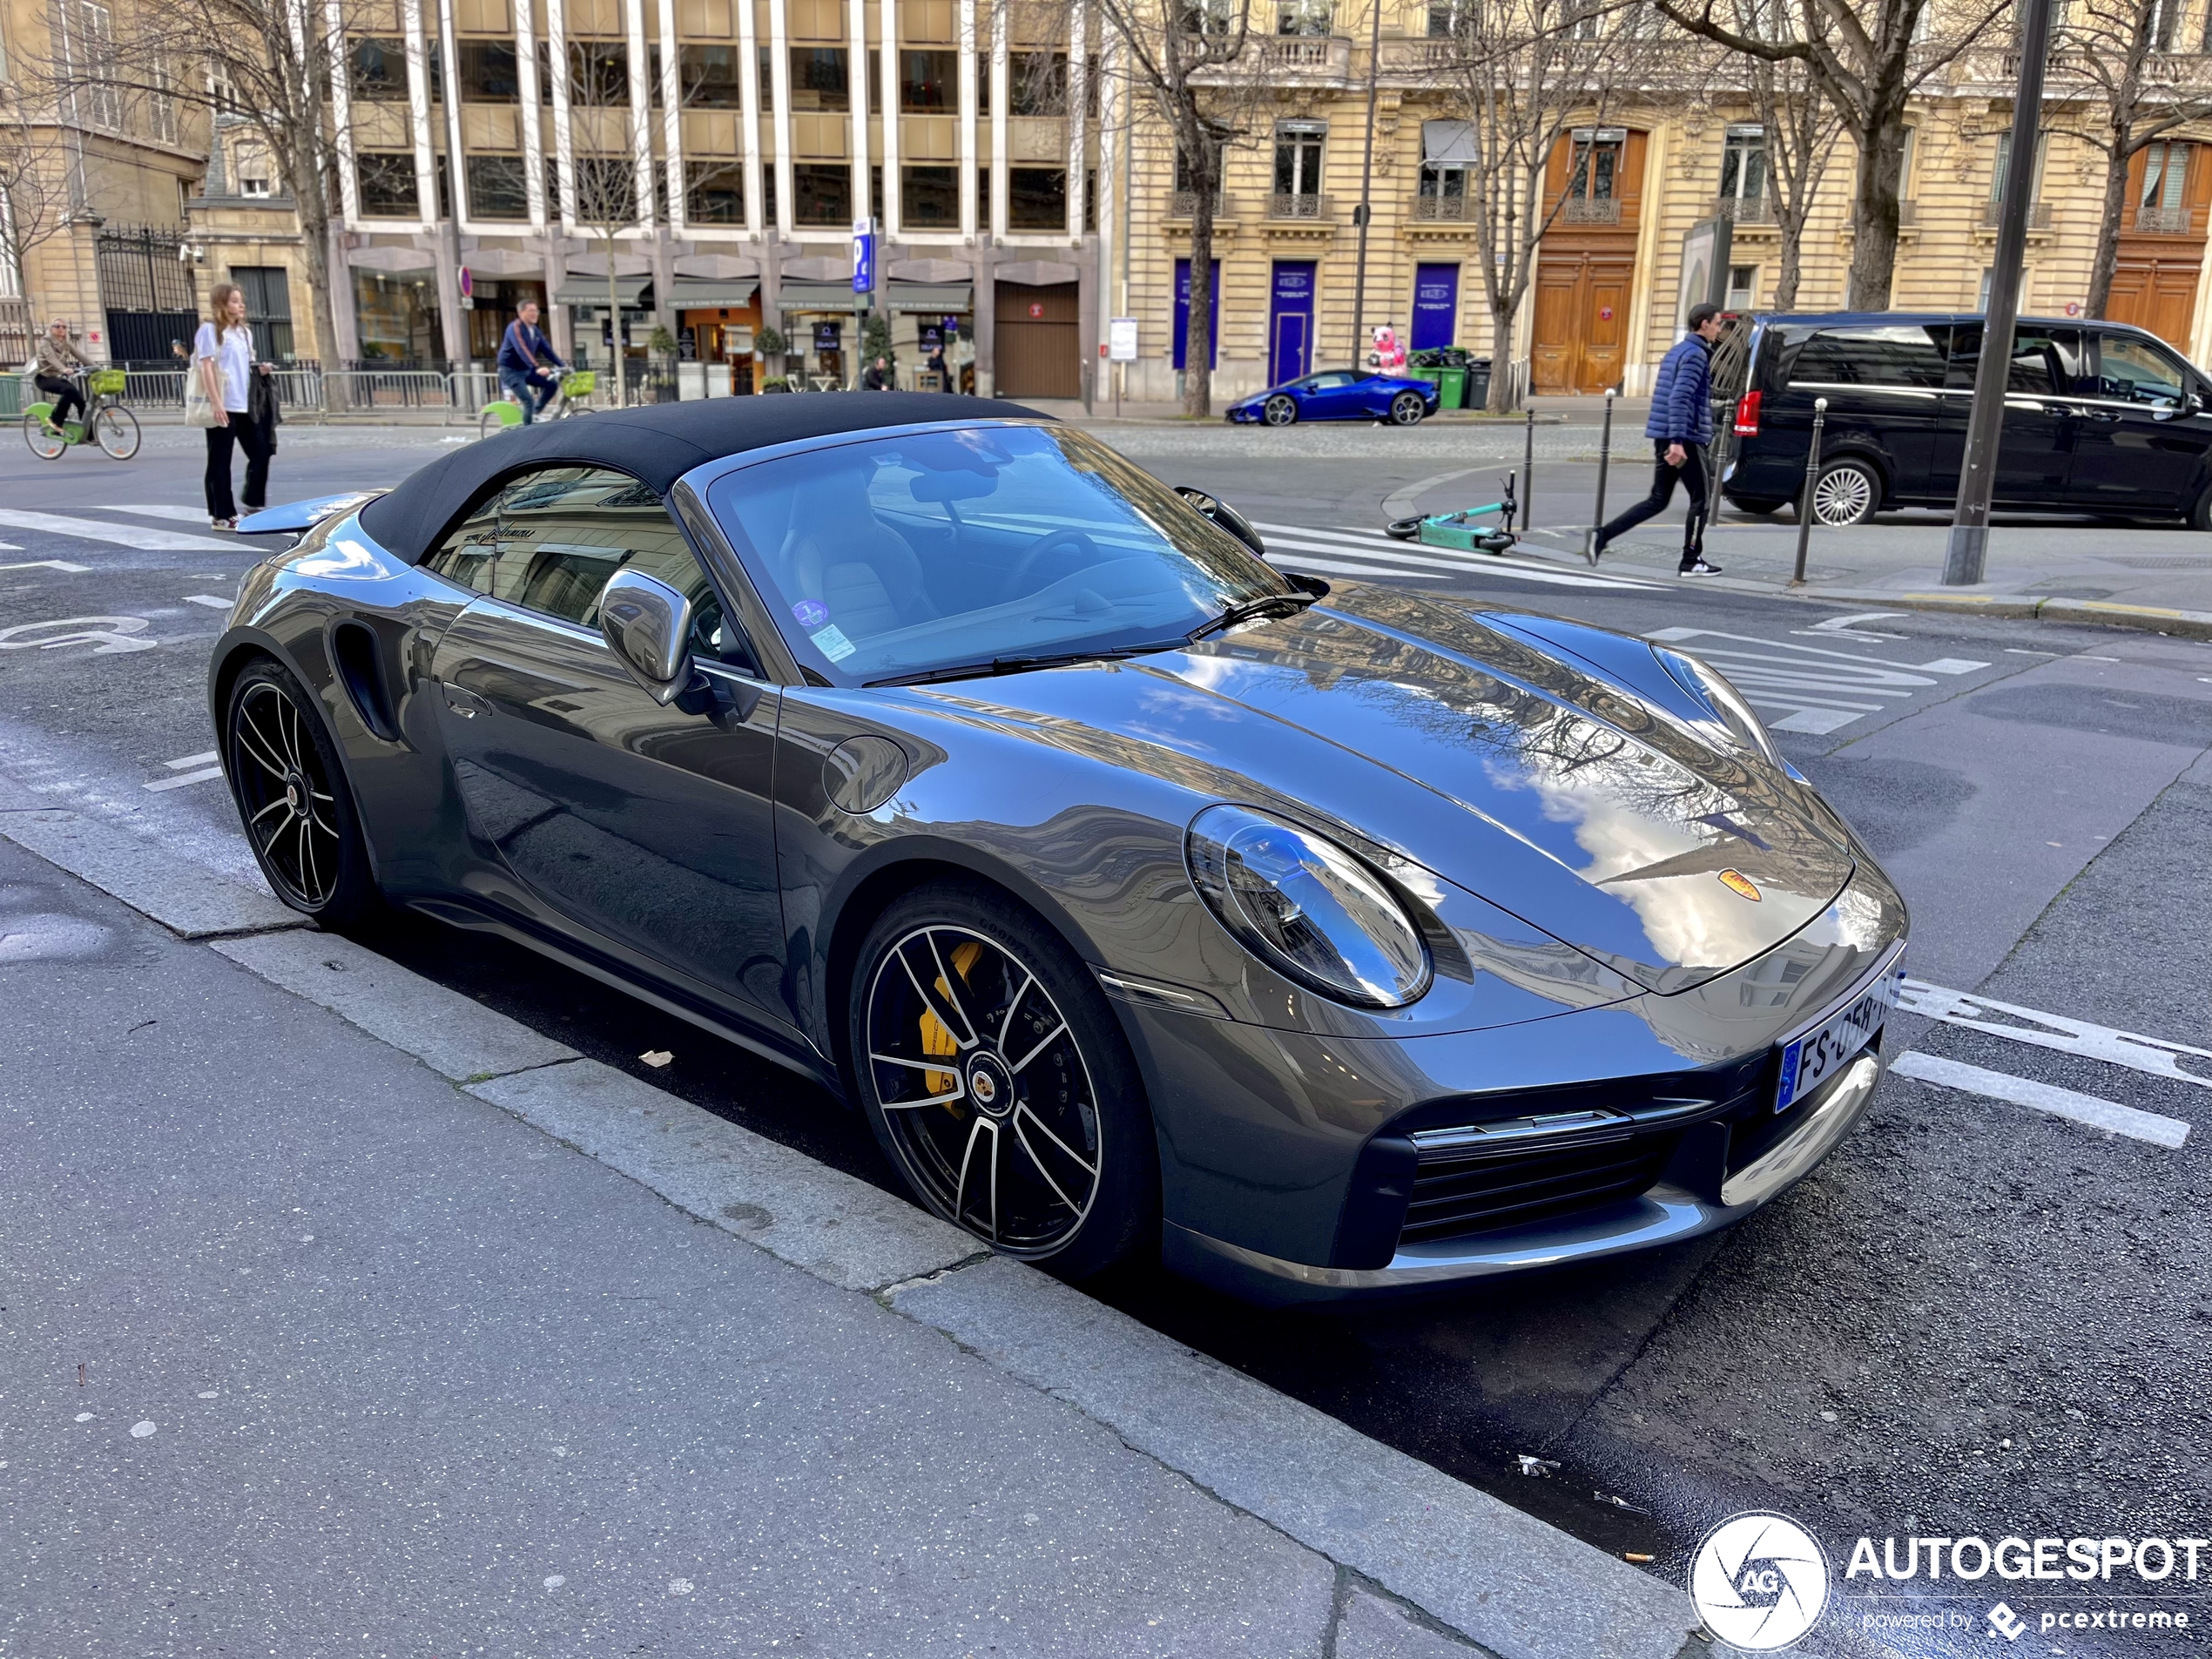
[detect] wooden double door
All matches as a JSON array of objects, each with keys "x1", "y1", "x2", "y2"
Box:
[{"x1": 1532, "y1": 254, "x2": 1633, "y2": 395}]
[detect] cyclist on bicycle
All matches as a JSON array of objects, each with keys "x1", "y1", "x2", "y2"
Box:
[
  {"x1": 34, "y1": 319, "x2": 92, "y2": 434},
  {"x1": 497, "y1": 300, "x2": 566, "y2": 424}
]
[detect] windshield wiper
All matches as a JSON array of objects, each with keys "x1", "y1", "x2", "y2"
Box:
[
  {"x1": 1185, "y1": 590, "x2": 1318, "y2": 643},
  {"x1": 866, "y1": 638, "x2": 1188, "y2": 688}
]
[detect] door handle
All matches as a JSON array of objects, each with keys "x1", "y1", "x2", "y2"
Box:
[{"x1": 441, "y1": 683, "x2": 494, "y2": 718}]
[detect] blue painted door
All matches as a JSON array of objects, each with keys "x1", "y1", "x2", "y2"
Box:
[
  {"x1": 1173, "y1": 259, "x2": 1221, "y2": 370},
  {"x1": 1411, "y1": 263, "x2": 1460, "y2": 352},
  {"x1": 1269, "y1": 261, "x2": 1316, "y2": 386}
]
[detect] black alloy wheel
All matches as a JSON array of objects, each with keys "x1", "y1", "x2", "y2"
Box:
[
  {"x1": 1389, "y1": 390, "x2": 1426, "y2": 426},
  {"x1": 224, "y1": 658, "x2": 381, "y2": 926},
  {"x1": 852, "y1": 881, "x2": 1157, "y2": 1276},
  {"x1": 1263, "y1": 394, "x2": 1298, "y2": 427}
]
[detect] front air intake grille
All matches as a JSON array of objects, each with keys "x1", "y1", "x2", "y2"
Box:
[{"x1": 1398, "y1": 1135, "x2": 1678, "y2": 1244}]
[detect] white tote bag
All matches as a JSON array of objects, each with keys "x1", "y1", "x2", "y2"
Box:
[{"x1": 183, "y1": 370, "x2": 218, "y2": 428}]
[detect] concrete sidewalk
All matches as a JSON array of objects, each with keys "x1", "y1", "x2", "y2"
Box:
[{"x1": 0, "y1": 814, "x2": 1699, "y2": 1659}]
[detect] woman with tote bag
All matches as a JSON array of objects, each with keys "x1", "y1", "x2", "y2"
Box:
[{"x1": 194, "y1": 282, "x2": 273, "y2": 529}]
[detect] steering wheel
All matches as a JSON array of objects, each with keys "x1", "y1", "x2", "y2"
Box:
[{"x1": 998, "y1": 528, "x2": 1099, "y2": 602}]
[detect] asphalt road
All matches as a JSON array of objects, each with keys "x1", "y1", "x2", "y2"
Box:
[{"x1": 6, "y1": 421, "x2": 2211, "y2": 1656}]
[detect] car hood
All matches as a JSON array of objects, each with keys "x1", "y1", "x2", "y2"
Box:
[{"x1": 926, "y1": 584, "x2": 1857, "y2": 993}]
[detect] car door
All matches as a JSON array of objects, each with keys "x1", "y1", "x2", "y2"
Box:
[
  {"x1": 1300, "y1": 371, "x2": 1362, "y2": 419},
  {"x1": 1778, "y1": 322, "x2": 1950, "y2": 501},
  {"x1": 1934, "y1": 323, "x2": 2082, "y2": 508},
  {"x1": 421, "y1": 463, "x2": 794, "y2": 1027},
  {"x1": 2065, "y1": 329, "x2": 2210, "y2": 516}
]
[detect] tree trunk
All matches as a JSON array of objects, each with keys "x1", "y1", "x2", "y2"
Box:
[
  {"x1": 1183, "y1": 181, "x2": 1216, "y2": 418},
  {"x1": 2086, "y1": 130, "x2": 2134, "y2": 318},
  {"x1": 1487, "y1": 302, "x2": 1515, "y2": 414},
  {"x1": 1772, "y1": 213, "x2": 1804, "y2": 309},
  {"x1": 1844, "y1": 111, "x2": 1908, "y2": 310}
]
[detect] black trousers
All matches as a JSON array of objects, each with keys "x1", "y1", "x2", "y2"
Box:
[
  {"x1": 35, "y1": 374, "x2": 83, "y2": 429},
  {"x1": 204, "y1": 419, "x2": 273, "y2": 522},
  {"x1": 1598, "y1": 440, "x2": 1709, "y2": 565}
]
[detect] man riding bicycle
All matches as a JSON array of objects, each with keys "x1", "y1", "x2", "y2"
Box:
[
  {"x1": 497, "y1": 300, "x2": 566, "y2": 423},
  {"x1": 35, "y1": 319, "x2": 93, "y2": 434}
]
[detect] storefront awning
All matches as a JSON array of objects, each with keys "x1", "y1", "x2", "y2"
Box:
[
  {"x1": 885, "y1": 281, "x2": 973, "y2": 314},
  {"x1": 776, "y1": 279, "x2": 868, "y2": 312},
  {"x1": 552, "y1": 277, "x2": 648, "y2": 307},
  {"x1": 666, "y1": 278, "x2": 759, "y2": 309}
]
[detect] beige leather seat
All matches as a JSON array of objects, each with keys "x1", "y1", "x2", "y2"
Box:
[{"x1": 780, "y1": 487, "x2": 939, "y2": 641}]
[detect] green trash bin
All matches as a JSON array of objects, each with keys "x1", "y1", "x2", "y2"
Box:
[{"x1": 1433, "y1": 364, "x2": 1468, "y2": 410}]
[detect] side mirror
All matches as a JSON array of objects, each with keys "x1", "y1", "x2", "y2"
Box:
[
  {"x1": 1174, "y1": 486, "x2": 1267, "y2": 559},
  {"x1": 599, "y1": 568, "x2": 695, "y2": 704}
]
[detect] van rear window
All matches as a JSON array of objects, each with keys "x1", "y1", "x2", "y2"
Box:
[{"x1": 1789, "y1": 325, "x2": 1950, "y2": 388}]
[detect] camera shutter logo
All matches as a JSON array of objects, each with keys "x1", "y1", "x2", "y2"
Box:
[{"x1": 1689, "y1": 1512, "x2": 1831, "y2": 1651}]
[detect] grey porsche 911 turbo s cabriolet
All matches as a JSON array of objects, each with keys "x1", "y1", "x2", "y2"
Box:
[{"x1": 212, "y1": 394, "x2": 1907, "y2": 1303}]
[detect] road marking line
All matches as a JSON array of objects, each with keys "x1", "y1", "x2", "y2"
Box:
[
  {"x1": 1891, "y1": 1053, "x2": 2190, "y2": 1148},
  {"x1": 1798, "y1": 612, "x2": 1910, "y2": 641},
  {"x1": 1915, "y1": 658, "x2": 1991, "y2": 674},
  {"x1": 0, "y1": 560, "x2": 92, "y2": 574},
  {"x1": 144, "y1": 767, "x2": 224, "y2": 792},
  {"x1": 108, "y1": 505, "x2": 225, "y2": 523},
  {"x1": 1260, "y1": 532, "x2": 1656, "y2": 591},
  {"x1": 1252, "y1": 520, "x2": 1656, "y2": 586},
  {"x1": 1765, "y1": 708, "x2": 1866, "y2": 735},
  {"x1": 1899, "y1": 978, "x2": 2212, "y2": 1089},
  {"x1": 165, "y1": 752, "x2": 219, "y2": 769},
  {"x1": 184, "y1": 595, "x2": 233, "y2": 609},
  {"x1": 1645, "y1": 627, "x2": 1987, "y2": 678},
  {"x1": 0, "y1": 510, "x2": 236, "y2": 552}
]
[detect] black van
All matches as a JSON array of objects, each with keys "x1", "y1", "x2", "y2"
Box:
[{"x1": 1716, "y1": 312, "x2": 2212, "y2": 529}]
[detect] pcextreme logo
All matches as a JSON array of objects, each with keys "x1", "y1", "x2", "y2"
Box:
[{"x1": 1689, "y1": 1512, "x2": 1831, "y2": 1651}]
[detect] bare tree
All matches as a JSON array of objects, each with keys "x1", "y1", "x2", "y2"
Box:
[
  {"x1": 2043, "y1": 0, "x2": 2212, "y2": 317},
  {"x1": 1719, "y1": 0, "x2": 1841, "y2": 307},
  {"x1": 1656, "y1": 0, "x2": 2006, "y2": 308},
  {"x1": 1086, "y1": 0, "x2": 1258, "y2": 416},
  {"x1": 1432, "y1": 0, "x2": 1670, "y2": 412},
  {"x1": 0, "y1": 86, "x2": 86, "y2": 336}
]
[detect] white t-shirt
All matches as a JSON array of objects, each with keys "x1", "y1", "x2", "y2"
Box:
[{"x1": 194, "y1": 320, "x2": 253, "y2": 413}]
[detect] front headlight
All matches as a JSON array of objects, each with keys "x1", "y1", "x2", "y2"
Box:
[
  {"x1": 1656, "y1": 647, "x2": 1780, "y2": 765},
  {"x1": 1185, "y1": 805, "x2": 1433, "y2": 1008}
]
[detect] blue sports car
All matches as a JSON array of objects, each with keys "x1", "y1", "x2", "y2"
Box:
[{"x1": 1226, "y1": 369, "x2": 1440, "y2": 427}]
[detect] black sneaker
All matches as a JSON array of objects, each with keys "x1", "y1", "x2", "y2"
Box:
[{"x1": 1678, "y1": 558, "x2": 1723, "y2": 577}]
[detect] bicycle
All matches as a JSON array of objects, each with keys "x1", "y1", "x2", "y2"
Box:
[
  {"x1": 479, "y1": 368, "x2": 597, "y2": 439},
  {"x1": 24, "y1": 368, "x2": 140, "y2": 461}
]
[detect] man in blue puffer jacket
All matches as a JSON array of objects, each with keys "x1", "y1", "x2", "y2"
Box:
[{"x1": 1592, "y1": 302, "x2": 1725, "y2": 575}]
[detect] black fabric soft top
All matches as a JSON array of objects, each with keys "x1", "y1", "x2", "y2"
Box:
[{"x1": 358, "y1": 391, "x2": 1041, "y2": 566}]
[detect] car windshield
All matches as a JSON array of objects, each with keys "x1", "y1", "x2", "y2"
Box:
[{"x1": 705, "y1": 421, "x2": 1291, "y2": 685}]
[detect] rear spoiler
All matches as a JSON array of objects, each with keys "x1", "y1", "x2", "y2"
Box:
[{"x1": 238, "y1": 490, "x2": 385, "y2": 538}]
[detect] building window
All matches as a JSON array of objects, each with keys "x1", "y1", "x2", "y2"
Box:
[
  {"x1": 468, "y1": 154, "x2": 529, "y2": 219},
  {"x1": 685, "y1": 160, "x2": 745, "y2": 222},
  {"x1": 233, "y1": 266, "x2": 294, "y2": 360},
  {"x1": 900, "y1": 47, "x2": 955, "y2": 110},
  {"x1": 350, "y1": 37, "x2": 409, "y2": 101},
  {"x1": 791, "y1": 162, "x2": 852, "y2": 225},
  {"x1": 356, "y1": 152, "x2": 420, "y2": 216},
  {"x1": 1719, "y1": 126, "x2": 1764, "y2": 203},
  {"x1": 1427, "y1": 0, "x2": 1474, "y2": 35},
  {"x1": 1009, "y1": 50, "x2": 1067, "y2": 115},
  {"x1": 1990, "y1": 131, "x2": 2047, "y2": 202},
  {"x1": 679, "y1": 44, "x2": 743, "y2": 107},
  {"x1": 790, "y1": 46, "x2": 848, "y2": 111},
  {"x1": 2141, "y1": 140, "x2": 2190, "y2": 231},
  {"x1": 78, "y1": 2, "x2": 120, "y2": 128},
  {"x1": 1273, "y1": 122, "x2": 1325, "y2": 213},
  {"x1": 1009, "y1": 166, "x2": 1065, "y2": 229},
  {"x1": 553, "y1": 39, "x2": 629, "y2": 105},
  {"x1": 2150, "y1": 0, "x2": 2179, "y2": 49},
  {"x1": 902, "y1": 164, "x2": 957, "y2": 225},
  {"x1": 458, "y1": 39, "x2": 519, "y2": 101},
  {"x1": 1277, "y1": 0, "x2": 1332, "y2": 33},
  {"x1": 567, "y1": 155, "x2": 638, "y2": 226},
  {"x1": 1173, "y1": 142, "x2": 1224, "y2": 212},
  {"x1": 1726, "y1": 264, "x2": 1757, "y2": 309},
  {"x1": 1568, "y1": 130, "x2": 1622, "y2": 199},
  {"x1": 150, "y1": 58, "x2": 181, "y2": 145}
]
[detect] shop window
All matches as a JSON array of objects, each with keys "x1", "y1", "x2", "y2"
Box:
[
  {"x1": 686, "y1": 160, "x2": 745, "y2": 223},
  {"x1": 356, "y1": 152, "x2": 420, "y2": 216},
  {"x1": 469, "y1": 154, "x2": 529, "y2": 219},
  {"x1": 902, "y1": 164, "x2": 957, "y2": 226},
  {"x1": 791, "y1": 163, "x2": 852, "y2": 226},
  {"x1": 901, "y1": 47, "x2": 954, "y2": 111},
  {"x1": 790, "y1": 46, "x2": 847, "y2": 111},
  {"x1": 1008, "y1": 167, "x2": 1065, "y2": 230},
  {"x1": 459, "y1": 39, "x2": 519, "y2": 101},
  {"x1": 680, "y1": 44, "x2": 743, "y2": 107}
]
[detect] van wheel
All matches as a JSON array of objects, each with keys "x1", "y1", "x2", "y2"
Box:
[
  {"x1": 1809, "y1": 460, "x2": 1880, "y2": 527},
  {"x1": 2189, "y1": 482, "x2": 2212, "y2": 532}
]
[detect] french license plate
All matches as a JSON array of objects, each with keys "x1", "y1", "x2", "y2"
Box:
[{"x1": 1775, "y1": 959, "x2": 1904, "y2": 1114}]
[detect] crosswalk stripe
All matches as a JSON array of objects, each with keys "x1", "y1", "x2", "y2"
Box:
[
  {"x1": 109, "y1": 505, "x2": 223, "y2": 523},
  {"x1": 1900, "y1": 979, "x2": 2212, "y2": 1089},
  {"x1": 1258, "y1": 531, "x2": 1656, "y2": 591},
  {"x1": 1892, "y1": 1053, "x2": 2189, "y2": 1149},
  {"x1": 0, "y1": 510, "x2": 236, "y2": 553},
  {"x1": 1251, "y1": 520, "x2": 1660, "y2": 590}
]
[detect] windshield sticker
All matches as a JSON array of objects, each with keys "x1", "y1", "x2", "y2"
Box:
[
  {"x1": 792, "y1": 599, "x2": 829, "y2": 629},
  {"x1": 811, "y1": 624, "x2": 857, "y2": 663}
]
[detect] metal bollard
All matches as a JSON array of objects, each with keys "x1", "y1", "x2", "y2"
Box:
[
  {"x1": 1521, "y1": 409, "x2": 1536, "y2": 536},
  {"x1": 1791, "y1": 396, "x2": 1829, "y2": 587},
  {"x1": 1585, "y1": 388, "x2": 1615, "y2": 563}
]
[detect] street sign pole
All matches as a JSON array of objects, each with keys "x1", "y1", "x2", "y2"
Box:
[
  {"x1": 1944, "y1": 0, "x2": 2054, "y2": 586},
  {"x1": 852, "y1": 218, "x2": 877, "y2": 391}
]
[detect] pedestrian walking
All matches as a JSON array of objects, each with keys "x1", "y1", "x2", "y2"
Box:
[
  {"x1": 196, "y1": 282, "x2": 273, "y2": 530},
  {"x1": 33, "y1": 319, "x2": 92, "y2": 435},
  {"x1": 925, "y1": 344, "x2": 949, "y2": 390},
  {"x1": 861, "y1": 354, "x2": 893, "y2": 391},
  {"x1": 498, "y1": 300, "x2": 565, "y2": 421},
  {"x1": 1591, "y1": 302, "x2": 1726, "y2": 576}
]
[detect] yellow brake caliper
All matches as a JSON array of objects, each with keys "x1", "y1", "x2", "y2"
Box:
[{"x1": 921, "y1": 939, "x2": 986, "y2": 1103}]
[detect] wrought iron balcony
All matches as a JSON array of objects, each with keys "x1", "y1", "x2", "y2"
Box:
[
  {"x1": 2135, "y1": 204, "x2": 2192, "y2": 233},
  {"x1": 1560, "y1": 196, "x2": 1622, "y2": 225},
  {"x1": 1269, "y1": 191, "x2": 1326, "y2": 219},
  {"x1": 1712, "y1": 195, "x2": 1775, "y2": 224},
  {"x1": 1413, "y1": 192, "x2": 1474, "y2": 221},
  {"x1": 1979, "y1": 199, "x2": 2054, "y2": 229}
]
